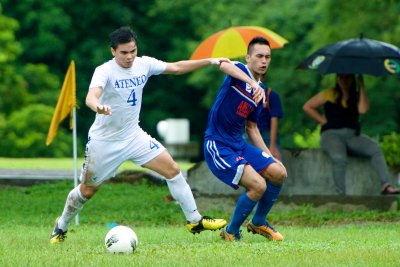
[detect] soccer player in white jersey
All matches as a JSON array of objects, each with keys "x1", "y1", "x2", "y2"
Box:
[
  {"x1": 204, "y1": 37, "x2": 287, "y2": 241},
  {"x1": 50, "y1": 26, "x2": 265, "y2": 244}
]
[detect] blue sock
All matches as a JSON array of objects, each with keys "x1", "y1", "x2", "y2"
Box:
[
  {"x1": 226, "y1": 192, "x2": 257, "y2": 235},
  {"x1": 251, "y1": 181, "x2": 281, "y2": 226}
]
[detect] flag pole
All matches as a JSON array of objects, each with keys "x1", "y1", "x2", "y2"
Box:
[
  {"x1": 46, "y1": 60, "x2": 79, "y2": 224},
  {"x1": 73, "y1": 107, "x2": 79, "y2": 225}
]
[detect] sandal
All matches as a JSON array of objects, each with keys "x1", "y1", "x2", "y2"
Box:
[{"x1": 381, "y1": 183, "x2": 400, "y2": 195}]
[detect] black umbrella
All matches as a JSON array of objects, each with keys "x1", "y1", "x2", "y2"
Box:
[{"x1": 297, "y1": 34, "x2": 400, "y2": 76}]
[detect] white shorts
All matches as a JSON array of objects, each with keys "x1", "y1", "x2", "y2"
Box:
[{"x1": 80, "y1": 128, "x2": 166, "y2": 186}]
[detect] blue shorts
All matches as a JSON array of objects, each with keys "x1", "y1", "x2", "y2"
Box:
[{"x1": 204, "y1": 139, "x2": 276, "y2": 190}]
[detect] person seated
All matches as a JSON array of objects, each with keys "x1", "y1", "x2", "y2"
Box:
[{"x1": 303, "y1": 74, "x2": 400, "y2": 195}]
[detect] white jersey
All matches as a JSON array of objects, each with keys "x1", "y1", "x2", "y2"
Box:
[{"x1": 88, "y1": 56, "x2": 167, "y2": 141}]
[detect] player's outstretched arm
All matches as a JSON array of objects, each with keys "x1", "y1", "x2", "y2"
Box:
[
  {"x1": 86, "y1": 87, "x2": 112, "y2": 115},
  {"x1": 163, "y1": 58, "x2": 231, "y2": 75},
  {"x1": 219, "y1": 62, "x2": 265, "y2": 104}
]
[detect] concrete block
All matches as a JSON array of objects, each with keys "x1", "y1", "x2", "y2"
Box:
[
  {"x1": 187, "y1": 149, "x2": 398, "y2": 196},
  {"x1": 282, "y1": 149, "x2": 397, "y2": 196},
  {"x1": 187, "y1": 161, "x2": 244, "y2": 196}
]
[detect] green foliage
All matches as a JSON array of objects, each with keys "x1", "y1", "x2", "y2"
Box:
[
  {"x1": 0, "y1": 65, "x2": 30, "y2": 116},
  {"x1": 1, "y1": 0, "x2": 400, "y2": 156},
  {"x1": 293, "y1": 125, "x2": 321, "y2": 148},
  {"x1": 0, "y1": 13, "x2": 28, "y2": 116},
  {"x1": 0, "y1": 114, "x2": 5, "y2": 134},
  {"x1": 0, "y1": 13, "x2": 22, "y2": 63},
  {"x1": 0, "y1": 104, "x2": 76, "y2": 157},
  {"x1": 380, "y1": 132, "x2": 400, "y2": 172},
  {"x1": 21, "y1": 63, "x2": 60, "y2": 106}
]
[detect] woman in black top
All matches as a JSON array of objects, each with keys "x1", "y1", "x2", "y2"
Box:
[{"x1": 303, "y1": 74, "x2": 399, "y2": 195}]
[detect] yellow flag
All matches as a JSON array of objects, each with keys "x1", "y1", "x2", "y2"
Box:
[{"x1": 46, "y1": 60, "x2": 77, "y2": 146}]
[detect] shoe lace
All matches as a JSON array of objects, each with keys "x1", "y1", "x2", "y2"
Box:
[
  {"x1": 57, "y1": 232, "x2": 67, "y2": 241},
  {"x1": 52, "y1": 228, "x2": 67, "y2": 241},
  {"x1": 264, "y1": 221, "x2": 276, "y2": 232},
  {"x1": 201, "y1": 216, "x2": 215, "y2": 222}
]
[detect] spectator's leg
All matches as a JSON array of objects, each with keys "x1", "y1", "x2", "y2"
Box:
[
  {"x1": 320, "y1": 130, "x2": 348, "y2": 195},
  {"x1": 347, "y1": 134, "x2": 391, "y2": 186}
]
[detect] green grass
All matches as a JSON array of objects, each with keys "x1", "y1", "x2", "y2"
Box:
[
  {"x1": 1, "y1": 224, "x2": 399, "y2": 266},
  {"x1": 0, "y1": 181, "x2": 400, "y2": 266},
  {"x1": 0, "y1": 157, "x2": 194, "y2": 171}
]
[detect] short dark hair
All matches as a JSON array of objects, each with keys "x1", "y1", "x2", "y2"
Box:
[
  {"x1": 247, "y1": 37, "x2": 270, "y2": 55},
  {"x1": 109, "y1": 26, "x2": 137, "y2": 49}
]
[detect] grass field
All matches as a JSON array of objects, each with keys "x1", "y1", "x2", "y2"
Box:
[
  {"x1": 0, "y1": 157, "x2": 194, "y2": 171},
  {"x1": 1, "y1": 223, "x2": 400, "y2": 266},
  {"x1": 0, "y1": 179, "x2": 400, "y2": 266}
]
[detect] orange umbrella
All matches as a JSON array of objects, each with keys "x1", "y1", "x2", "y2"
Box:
[{"x1": 190, "y1": 26, "x2": 288, "y2": 60}]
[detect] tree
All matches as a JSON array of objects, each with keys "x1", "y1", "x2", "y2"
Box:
[
  {"x1": 1, "y1": 0, "x2": 399, "y2": 157},
  {"x1": 0, "y1": 104, "x2": 76, "y2": 157},
  {"x1": 0, "y1": 10, "x2": 28, "y2": 116}
]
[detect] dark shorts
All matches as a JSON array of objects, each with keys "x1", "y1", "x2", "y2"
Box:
[{"x1": 204, "y1": 139, "x2": 276, "y2": 189}]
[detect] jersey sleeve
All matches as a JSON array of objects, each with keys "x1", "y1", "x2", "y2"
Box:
[
  {"x1": 142, "y1": 56, "x2": 167, "y2": 76},
  {"x1": 89, "y1": 63, "x2": 110, "y2": 89},
  {"x1": 233, "y1": 61, "x2": 248, "y2": 75},
  {"x1": 229, "y1": 62, "x2": 251, "y2": 89}
]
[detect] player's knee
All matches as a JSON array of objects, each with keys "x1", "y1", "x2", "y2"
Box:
[
  {"x1": 248, "y1": 179, "x2": 267, "y2": 200},
  {"x1": 80, "y1": 184, "x2": 98, "y2": 199},
  {"x1": 274, "y1": 168, "x2": 287, "y2": 184},
  {"x1": 265, "y1": 164, "x2": 287, "y2": 185},
  {"x1": 164, "y1": 160, "x2": 181, "y2": 178},
  {"x1": 256, "y1": 182, "x2": 267, "y2": 198}
]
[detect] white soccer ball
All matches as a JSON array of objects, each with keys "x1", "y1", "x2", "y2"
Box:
[{"x1": 104, "y1": 225, "x2": 138, "y2": 254}]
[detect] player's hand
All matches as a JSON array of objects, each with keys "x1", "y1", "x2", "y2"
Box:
[
  {"x1": 96, "y1": 105, "x2": 112, "y2": 115},
  {"x1": 270, "y1": 146, "x2": 282, "y2": 161},
  {"x1": 251, "y1": 82, "x2": 265, "y2": 105},
  {"x1": 209, "y1": 58, "x2": 231, "y2": 65}
]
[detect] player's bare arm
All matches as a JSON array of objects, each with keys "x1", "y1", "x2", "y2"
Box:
[
  {"x1": 269, "y1": 117, "x2": 282, "y2": 160},
  {"x1": 219, "y1": 61, "x2": 265, "y2": 104},
  {"x1": 86, "y1": 86, "x2": 112, "y2": 115},
  {"x1": 163, "y1": 58, "x2": 231, "y2": 75},
  {"x1": 245, "y1": 120, "x2": 272, "y2": 156}
]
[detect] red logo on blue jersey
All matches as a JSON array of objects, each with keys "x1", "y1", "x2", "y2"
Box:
[{"x1": 236, "y1": 100, "x2": 254, "y2": 118}]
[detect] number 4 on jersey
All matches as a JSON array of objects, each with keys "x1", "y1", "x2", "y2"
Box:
[
  {"x1": 127, "y1": 90, "x2": 137, "y2": 106},
  {"x1": 150, "y1": 140, "x2": 159, "y2": 150}
]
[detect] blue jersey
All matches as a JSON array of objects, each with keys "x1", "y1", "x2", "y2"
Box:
[
  {"x1": 205, "y1": 62, "x2": 264, "y2": 150},
  {"x1": 257, "y1": 89, "x2": 283, "y2": 132}
]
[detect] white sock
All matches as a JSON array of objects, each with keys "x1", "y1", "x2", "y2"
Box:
[
  {"x1": 58, "y1": 185, "x2": 87, "y2": 231},
  {"x1": 166, "y1": 172, "x2": 201, "y2": 223}
]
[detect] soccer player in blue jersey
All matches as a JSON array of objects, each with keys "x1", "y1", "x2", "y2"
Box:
[{"x1": 204, "y1": 37, "x2": 288, "y2": 241}]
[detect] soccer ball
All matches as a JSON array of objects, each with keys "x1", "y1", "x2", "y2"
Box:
[{"x1": 104, "y1": 225, "x2": 138, "y2": 254}]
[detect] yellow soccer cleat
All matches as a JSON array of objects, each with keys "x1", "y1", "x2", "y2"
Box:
[
  {"x1": 50, "y1": 217, "x2": 67, "y2": 244},
  {"x1": 246, "y1": 222, "x2": 284, "y2": 241},
  {"x1": 186, "y1": 216, "x2": 227, "y2": 234}
]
